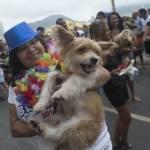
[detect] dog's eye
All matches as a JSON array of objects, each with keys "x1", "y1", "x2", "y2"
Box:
[{"x1": 77, "y1": 47, "x2": 87, "y2": 53}]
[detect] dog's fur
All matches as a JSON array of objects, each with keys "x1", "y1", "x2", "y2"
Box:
[
  {"x1": 113, "y1": 29, "x2": 136, "y2": 64},
  {"x1": 112, "y1": 29, "x2": 139, "y2": 76},
  {"x1": 33, "y1": 26, "x2": 115, "y2": 150},
  {"x1": 113, "y1": 29, "x2": 135, "y2": 49}
]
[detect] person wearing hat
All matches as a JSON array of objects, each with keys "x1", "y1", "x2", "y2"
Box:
[
  {"x1": 4, "y1": 22, "x2": 43, "y2": 125},
  {"x1": 4, "y1": 22, "x2": 112, "y2": 150},
  {"x1": 4, "y1": 22, "x2": 56, "y2": 150}
]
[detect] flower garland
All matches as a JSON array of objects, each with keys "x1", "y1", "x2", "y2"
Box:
[{"x1": 14, "y1": 52, "x2": 66, "y2": 107}]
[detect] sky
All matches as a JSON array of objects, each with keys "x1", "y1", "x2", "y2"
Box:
[{"x1": 0, "y1": 0, "x2": 149, "y2": 31}]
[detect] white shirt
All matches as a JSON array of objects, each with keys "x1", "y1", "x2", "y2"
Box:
[
  {"x1": 141, "y1": 15, "x2": 150, "y2": 27},
  {"x1": 8, "y1": 86, "x2": 53, "y2": 123}
]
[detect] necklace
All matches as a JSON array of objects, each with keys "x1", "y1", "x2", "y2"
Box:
[{"x1": 14, "y1": 52, "x2": 64, "y2": 107}]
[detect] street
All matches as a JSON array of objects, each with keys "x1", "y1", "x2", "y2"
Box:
[{"x1": 0, "y1": 59, "x2": 150, "y2": 150}]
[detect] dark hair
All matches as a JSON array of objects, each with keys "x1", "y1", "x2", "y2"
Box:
[
  {"x1": 138, "y1": 8, "x2": 147, "y2": 15},
  {"x1": 36, "y1": 26, "x2": 45, "y2": 32},
  {"x1": 107, "y1": 12, "x2": 124, "y2": 32},
  {"x1": 56, "y1": 18, "x2": 65, "y2": 25},
  {"x1": 96, "y1": 11, "x2": 105, "y2": 19},
  {"x1": 147, "y1": 21, "x2": 150, "y2": 26},
  {"x1": 9, "y1": 36, "x2": 42, "y2": 79},
  {"x1": 8, "y1": 49, "x2": 26, "y2": 86}
]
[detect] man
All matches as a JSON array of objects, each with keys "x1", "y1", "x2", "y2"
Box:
[
  {"x1": 36, "y1": 26, "x2": 45, "y2": 37},
  {"x1": 138, "y1": 8, "x2": 150, "y2": 55},
  {"x1": 132, "y1": 11, "x2": 143, "y2": 29},
  {"x1": 56, "y1": 18, "x2": 68, "y2": 29},
  {"x1": 36, "y1": 26, "x2": 48, "y2": 51},
  {"x1": 138, "y1": 8, "x2": 150, "y2": 28},
  {"x1": 95, "y1": 11, "x2": 108, "y2": 24}
]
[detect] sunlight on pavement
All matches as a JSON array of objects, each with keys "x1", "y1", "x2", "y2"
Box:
[{"x1": 105, "y1": 106, "x2": 150, "y2": 123}]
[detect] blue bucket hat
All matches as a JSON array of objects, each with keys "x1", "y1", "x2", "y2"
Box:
[{"x1": 4, "y1": 22, "x2": 38, "y2": 52}]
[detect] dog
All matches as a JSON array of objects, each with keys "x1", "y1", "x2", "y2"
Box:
[
  {"x1": 113, "y1": 29, "x2": 135, "y2": 65},
  {"x1": 32, "y1": 25, "x2": 116, "y2": 150},
  {"x1": 113, "y1": 29, "x2": 135, "y2": 50},
  {"x1": 112, "y1": 29, "x2": 139, "y2": 77}
]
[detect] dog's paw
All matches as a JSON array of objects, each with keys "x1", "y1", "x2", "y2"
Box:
[
  {"x1": 33, "y1": 97, "x2": 55, "y2": 112},
  {"x1": 51, "y1": 90, "x2": 67, "y2": 102},
  {"x1": 38, "y1": 123, "x2": 50, "y2": 139},
  {"x1": 33, "y1": 102, "x2": 47, "y2": 112},
  {"x1": 30, "y1": 120, "x2": 42, "y2": 135},
  {"x1": 30, "y1": 120, "x2": 50, "y2": 138}
]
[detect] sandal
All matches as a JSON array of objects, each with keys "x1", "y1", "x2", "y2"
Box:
[
  {"x1": 113, "y1": 145, "x2": 121, "y2": 150},
  {"x1": 113, "y1": 141, "x2": 122, "y2": 150},
  {"x1": 121, "y1": 143, "x2": 132, "y2": 150}
]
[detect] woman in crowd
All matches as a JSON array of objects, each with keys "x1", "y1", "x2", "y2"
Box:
[
  {"x1": 133, "y1": 27, "x2": 145, "y2": 66},
  {"x1": 107, "y1": 12, "x2": 124, "y2": 38},
  {"x1": 89, "y1": 19, "x2": 132, "y2": 150},
  {"x1": 108, "y1": 12, "x2": 141, "y2": 102},
  {"x1": 4, "y1": 22, "x2": 112, "y2": 150}
]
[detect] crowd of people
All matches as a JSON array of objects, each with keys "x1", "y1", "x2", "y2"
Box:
[
  {"x1": 0, "y1": 7, "x2": 150, "y2": 150},
  {"x1": 0, "y1": 39, "x2": 9, "y2": 100}
]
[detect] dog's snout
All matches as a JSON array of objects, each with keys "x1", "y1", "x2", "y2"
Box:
[{"x1": 91, "y1": 57, "x2": 98, "y2": 64}]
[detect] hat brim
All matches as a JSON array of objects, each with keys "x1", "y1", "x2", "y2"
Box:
[{"x1": 9, "y1": 32, "x2": 39, "y2": 52}]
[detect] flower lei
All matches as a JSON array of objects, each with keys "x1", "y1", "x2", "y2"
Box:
[{"x1": 14, "y1": 52, "x2": 67, "y2": 108}]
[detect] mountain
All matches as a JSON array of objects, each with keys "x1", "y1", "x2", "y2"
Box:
[
  {"x1": 30, "y1": 14, "x2": 74, "y2": 29},
  {"x1": 117, "y1": 3, "x2": 150, "y2": 16}
]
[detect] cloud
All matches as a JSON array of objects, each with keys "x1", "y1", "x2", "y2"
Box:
[
  {"x1": 0, "y1": 0, "x2": 149, "y2": 19},
  {"x1": 0, "y1": 0, "x2": 149, "y2": 30},
  {"x1": 0, "y1": 0, "x2": 110, "y2": 19}
]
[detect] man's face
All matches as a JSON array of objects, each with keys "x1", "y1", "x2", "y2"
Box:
[
  {"x1": 139, "y1": 12, "x2": 147, "y2": 19},
  {"x1": 59, "y1": 20, "x2": 68, "y2": 29}
]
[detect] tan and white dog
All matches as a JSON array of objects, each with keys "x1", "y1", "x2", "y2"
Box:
[
  {"x1": 113, "y1": 29, "x2": 139, "y2": 76},
  {"x1": 33, "y1": 25, "x2": 117, "y2": 150},
  {"x1": 113, "y1": 29, "x2": 135, "y2": 49}
]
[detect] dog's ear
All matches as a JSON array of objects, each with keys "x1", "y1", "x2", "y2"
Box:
[
  {"x1": 51, "y1": 25, "x2": 74, "y2": 49},
  {"x1": 98, "y1": 41, "x2": 119, "y2": 53},
  {"x1": 113, "y1": 33, "x2": 122, "y2": 47},
  {"x1": 98, "y1": 41, "x2": 119, "y2": 64}
]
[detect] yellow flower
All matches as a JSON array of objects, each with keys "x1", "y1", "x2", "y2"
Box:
[
  {"x1": 17, "y1": 83, "x2": 28, "y2": 92},
  {"x1": 35, "y1": 72, "x2": 48, "y2": 80}
]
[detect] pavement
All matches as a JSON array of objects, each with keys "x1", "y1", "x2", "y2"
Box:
[{"x1": 0, "y1": 55, "x2": 150, "y2": 150}]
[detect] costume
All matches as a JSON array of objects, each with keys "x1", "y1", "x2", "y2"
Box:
[{"x1": 103, "y1": 53, "x2": 129, "y2": 107}]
